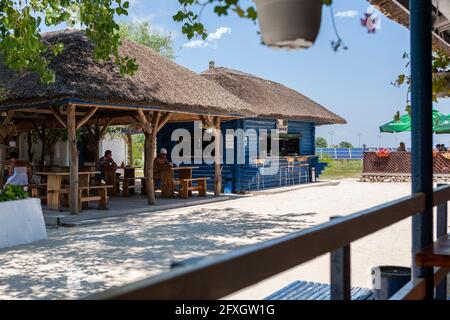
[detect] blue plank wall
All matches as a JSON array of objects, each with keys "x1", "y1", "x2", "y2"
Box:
[{"x1": 157, "y1": 118, "x2": 326, "y2": 193}]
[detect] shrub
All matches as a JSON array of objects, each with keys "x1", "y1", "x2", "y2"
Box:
[{"x1": 0, "y1": 185, "x2": 28, "y2": 202}]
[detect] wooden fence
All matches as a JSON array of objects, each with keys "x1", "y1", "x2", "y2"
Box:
[{"x1": 87, "y1": 185, "x2": 450, "y2": 300}]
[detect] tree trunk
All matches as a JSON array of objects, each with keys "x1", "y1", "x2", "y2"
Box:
[
  {"x1": 27, "y1": 131, "x2": 33, "y2": 163},
  {"x1": 95, "y1": 139, "x2": 100, "y2": 161},
  {"x1": 146, "y1": 111, "x2": 160, "y2": 205},
  {"x1": 0, "y1": 145, "x2": 6, "y2": 188},
  {"x1": 214, "y1": 116, "x2": 222, "y2": 196},
  {"x1": 67, "y1": 105, "x2": 79, "y2": 214}
]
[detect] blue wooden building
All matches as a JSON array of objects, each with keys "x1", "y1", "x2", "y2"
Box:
[{"x1": 157, "y1": 65, "x2": 346, "y2": 193}]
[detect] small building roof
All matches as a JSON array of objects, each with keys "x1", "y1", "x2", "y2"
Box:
[
  {"x1": 0, "y1": 29, "x2": 253, "y2": 117},
  {"x1": 201, "y1": 66, "x2": 346, "y2": 125},
  {"x1": 367, "y1": 0, "x2": 450, "y2": 56}
]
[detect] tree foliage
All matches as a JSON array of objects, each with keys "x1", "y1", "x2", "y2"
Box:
[
  {"x1": 0, "y1": 0, "x2": 137, "y2": 84},
  {"x1": 315, "y1": 137, "x2": 328, "y2": 148},
  {"x1": 392, "y1": 50, "x2": 450, "y2": 118},
  {"x1": 339, "y1": 141, "x2": 353, "y2": 148},
  {"x1": 118, "y1": 21, "x2": 175, "y2": 60}
]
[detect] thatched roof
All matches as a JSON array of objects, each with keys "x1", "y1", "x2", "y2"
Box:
[
  {"x1": 0, "y1": 29, "x2": 253, "y2": 117},
  {"x1": 368, "y1": 0, "x2": 450, "y2": 56},
  {"x1": 201, "y1": 66, "x2": 346, "y2": 125}
]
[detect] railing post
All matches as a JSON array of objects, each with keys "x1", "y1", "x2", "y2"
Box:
[
  {"x1": 410, "y1": 0, "x2": 434, "y2": 299},
  {"x1": 330, "y1": 216, "x2": 351, "y2": 300},
  {"x1": 435, "y1": 184, "x2": 448, "y2": 300}
]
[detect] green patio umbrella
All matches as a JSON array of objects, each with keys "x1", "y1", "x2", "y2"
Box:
[
  {"x1": 379, "y1": 113, "x2": 411, "y2": 133},
  {"x1": 434, "y1": 114, "x2": 450, "y2": 134},
  {"x1": 379, "y1": 110, "x2": 443, "y2": 133}
]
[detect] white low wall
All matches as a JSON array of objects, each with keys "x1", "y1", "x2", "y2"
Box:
[{"x1": 0, "y1": 198, "x2": 47, "y2": 249}]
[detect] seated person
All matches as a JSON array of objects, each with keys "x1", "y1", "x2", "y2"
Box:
[
  {"x1": 153, "y1": 148, "x2": 172, "y2": 187},
  {"x1": 4, "y1": 152, "x2": 29, "y2": 187},
  {"x1": 97, "y1": 150, "x2": 117, "y2": 182},
  {"x1": 397, "y1": 142, "x2": 406, "y2": 152}
]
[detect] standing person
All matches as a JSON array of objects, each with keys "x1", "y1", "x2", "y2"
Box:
[
  {"x1": 4, "y1": 152, "x2": 29, "y2": 187},
  {"x1": 97, "y1": 150, "x2": 117, "y2": 181}
]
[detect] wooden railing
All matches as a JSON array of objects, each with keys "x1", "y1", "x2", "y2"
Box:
[{"x1": 88, "y1": 185, "x2": 450, "y2": 300}]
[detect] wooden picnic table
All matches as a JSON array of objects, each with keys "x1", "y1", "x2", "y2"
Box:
[
  {"x1": 161, "y1": 166, "x2": 199, "y2": 198},
  {"x1": 35, "y1": 171, "x2": 99, "y2": 211},
  {"x1": 416, "y1": 234, "x2": 450, "y2": 267}
]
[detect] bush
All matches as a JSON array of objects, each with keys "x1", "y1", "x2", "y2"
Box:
[
  {"x1": 0, "y1": 185, "x2": 28, "y2": 202},
  {"x1": 320, "y1": 153, "x2": 334, "y2": 165}
]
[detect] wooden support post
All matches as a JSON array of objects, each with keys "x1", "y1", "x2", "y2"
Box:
[
  {"x1": 0, "y1": 145, "x2": 6, "y2": 188},
  {"x1": 67, "y1": 105, "x2": 79, "y2": 214},
  {"x1": 147, "y1": 111, "x2": 161, "y2": 205},
  {"x1": 330, "y1": 216, "x2": 351, "y2": 300},
  {"x1": 436, "y1": 184, "x2": 448, "y2": 300},
  {"x1": 214, "y1": 116, "x2": 221, "y2": 196},
  {"x1": 410, "y1": 0, "x2": 434, "y2": 299}
]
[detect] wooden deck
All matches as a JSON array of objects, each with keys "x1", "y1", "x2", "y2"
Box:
[{"x1": 265, "y1": 281, "x2": 373, "y2": 300}]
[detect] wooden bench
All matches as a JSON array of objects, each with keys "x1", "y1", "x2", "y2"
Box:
[
  {"x1": 416, "y1": 234, "x2": 450, "y2": 267},
  {"x1": 119, "y1": 178, "x2": 140, "y2": 196},
  {"x1": 28, "y1": 184, "x2": 47, "y2": 201},
  {"x1": 78, "y1": 185, "x2": 113, "y2": 210},
  {"x1": 264, "y1": 281, "x2": 373, "y2": 300},
  {"x1": 179, "y1": 178, "x2": 209, "y2": 199}
]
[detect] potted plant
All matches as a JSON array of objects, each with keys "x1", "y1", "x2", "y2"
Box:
[
  {"x1": 0, "y1": 185, "x2": 47, "y2": 249},
  {"x1": 254, "y1": 0, "x2": 330, "y2": 49}
]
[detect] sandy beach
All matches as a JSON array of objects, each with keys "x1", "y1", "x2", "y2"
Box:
[{"x1": 0, "y1": 179, "x2": 430, "y2": 299}]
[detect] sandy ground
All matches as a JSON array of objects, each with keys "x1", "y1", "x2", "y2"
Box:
[{"x1": 0, "y1": 179, "x2": 432, "y2": 299}]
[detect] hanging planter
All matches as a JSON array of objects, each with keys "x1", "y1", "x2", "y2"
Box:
[
  {"x1": 254, "y1": 0, "x2": 323, "y2": 49},
  {"x1": 433, "y1": 71, "x2": 450, "y2": 99}
]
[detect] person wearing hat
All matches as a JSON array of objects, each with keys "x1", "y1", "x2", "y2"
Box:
[{"x1": 153, "y1": 148, "x2": 171, "y2": 189}]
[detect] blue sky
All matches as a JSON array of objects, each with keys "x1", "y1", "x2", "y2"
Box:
[{"x1": 47, "y1": 0, "x2": 450, "y2": 147}]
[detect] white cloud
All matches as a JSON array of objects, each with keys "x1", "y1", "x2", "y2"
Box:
[
  {"x1": 207, "y1": 27, "x2": 231, "y2": 41},
  {"x1": 183, "y1": 26, "x2": 231, "y2": 49},
  {"x1": 335, "y1": 10, "x2": 359, "y2": 18},
  {"x1": 183, "y1": 40, "x2": 209, "y2": 49}
]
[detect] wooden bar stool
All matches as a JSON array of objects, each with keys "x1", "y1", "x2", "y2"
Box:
[
  {"x1": 254, "y1": 159, "x2": 266, "y2": 190},
  {"x1": 279, "y1": 157, "x2": 295, "y2": 186},
  {"x1": 296, "y1": 156, "x2": 310, "y2": 184}
]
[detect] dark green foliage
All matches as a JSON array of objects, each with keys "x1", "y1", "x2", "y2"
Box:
[{"x1": 0, "y1": 185, "x2": 28, "y2": 202}]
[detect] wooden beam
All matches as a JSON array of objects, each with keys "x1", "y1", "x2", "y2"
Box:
[
  {"x1": 99, "y1": 118, "x2": 113, "y2": 137},
  {"x1": 3, "y1": 110, "x2": 14, "y2": 125},
  {"x1": 50, "y1": 106, "x2": 67, "y2": 128},
  {"x1": 76, "y1": 107, "x2": 98, "y2": 130},
  {"x1": 157, "y1": 112, "x2": 172, "y2": 133},
  {"x1": 214, "y1": 116, "x2": 221, "y2": 196},
  {"x1": 67, "y1": 105, "x2": 79, "y2": 214},
  {"x1": 137, "y1": 108, "x2": 149, "y2": 126}
]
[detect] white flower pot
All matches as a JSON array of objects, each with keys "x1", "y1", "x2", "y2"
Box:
[
  {"x1": 0, "y1": 198, "x2": 47, "y2": 249},
  {"x1": 435, "y1": 71, "x2": 450, "y2": 99},
  {"x1": 255, "y1": 0, "x2": 323, "y2": 49}
]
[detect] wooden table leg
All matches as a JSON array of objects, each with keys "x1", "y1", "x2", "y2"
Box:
[
  {"x1": 47, "y1": 175, "x2": 62, "y2": 211},
  {"x1": 199, "y1": 180, "x2": 207, "y2": 197},
  {"x1": 123, "y1": 179, "x2": 130, "y2": 197},
  {"x1": 179, "y1": 169, "x2": 193, "y2": 196},
  {"x1": 180, "y1": 180, "x2": 189, "y2": 199},
  {"x1": 161, "y1": 169, "x2": 174, "y2": 198}
]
